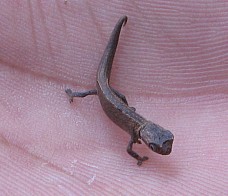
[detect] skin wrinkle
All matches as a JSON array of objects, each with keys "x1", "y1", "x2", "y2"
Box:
[
  {"x1": 27, "y1": 0, "x2": 38, "y2": 52},
  {"x1": 0, "y1": 0, "x2": 227, "y2": 195},
  {"x1": 55, "y1": 1, "x2": 67, "y2": 34},
  {"x1": 0, "y1": 132, "x2": 70, "y2": 176},
  {"x1": 37, "y1": 0, "x2": 53, "y2": 54}
]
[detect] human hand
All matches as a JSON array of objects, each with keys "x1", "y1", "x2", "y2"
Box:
[{"x1": 0, "y1": 1, "x2": 227, "y2": 195}]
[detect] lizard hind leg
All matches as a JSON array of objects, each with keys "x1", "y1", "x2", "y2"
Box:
[
  {"x1": 65, "y1": 89, "x2": 97, "y2": 103},
  {"x1": 111, "y1": 87, "x2": 136, "y2": 111}
]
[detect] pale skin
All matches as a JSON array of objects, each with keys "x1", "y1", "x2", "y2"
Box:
[{"x1": 0, "y1": 1, "x2": 227, "y2": 195}]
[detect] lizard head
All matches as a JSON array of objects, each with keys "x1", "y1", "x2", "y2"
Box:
[{"x1": 140, "y1": 122, "x2": 174, "y2": 155}]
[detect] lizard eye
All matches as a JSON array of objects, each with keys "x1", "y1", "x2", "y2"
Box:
[{"x1": 149, "y1": 143, "x2": 158, "y2": 152}]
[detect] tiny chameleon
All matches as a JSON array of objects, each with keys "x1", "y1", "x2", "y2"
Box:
[{"x1": 66, "y1": 16, "x2": 174, "y2": 166}]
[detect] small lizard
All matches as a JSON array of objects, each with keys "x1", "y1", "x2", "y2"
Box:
[{"x1": 66, "y1": 16, "x2": 174, "y2": 166}]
